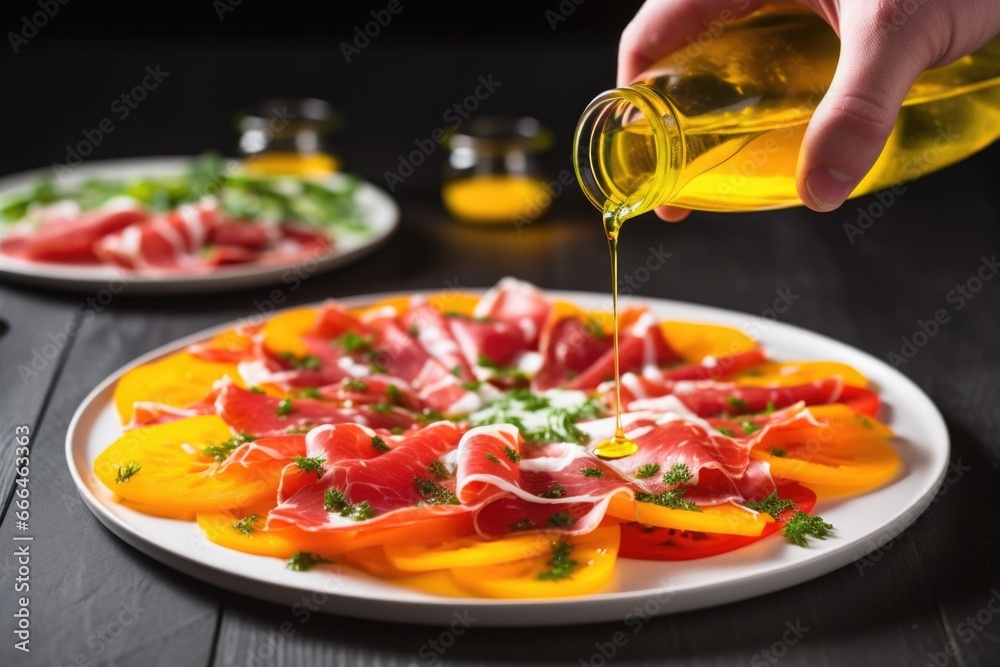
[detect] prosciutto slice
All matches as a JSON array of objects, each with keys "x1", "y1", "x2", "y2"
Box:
[
  {"x1": 94, "y1": 200, "x2": 223, "y2": 269},
  {"x1": 472, "y1": 277, "x2": 552, "y2": 349},
  {"x1": 0, "y1": 205, "x2": 147, "y2": 262}
]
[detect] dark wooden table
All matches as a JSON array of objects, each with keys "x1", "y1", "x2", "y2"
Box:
[{"x1": 2, "y1": 26, "x2": 1000, "y2": 667}]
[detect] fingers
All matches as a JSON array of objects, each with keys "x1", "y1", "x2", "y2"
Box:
[
  {"x1": 618, "y1": 0, "x2": 763, "y2": 86},
  {"x1": 654, "y1": 206, "x2": 691, "y2": 222},
  {"x1": 796, "y1": 10, "x2": 932, "y2": 212}
]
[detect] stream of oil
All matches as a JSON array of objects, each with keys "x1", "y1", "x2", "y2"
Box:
[{"x1": 593, "y1": 202, "x2": 639, "y2": 459}]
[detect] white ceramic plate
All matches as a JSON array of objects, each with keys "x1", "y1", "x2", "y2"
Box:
[
  {"x1": 0, "y1": 157, "x2": 399, "y2": 294},
  {"x1": 66, "y1": 290, "x2": 950, "y2": 626}
]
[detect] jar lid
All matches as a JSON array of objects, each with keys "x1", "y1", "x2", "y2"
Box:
[{"x1": 447, "y1": 116, "x2": 553, "y2": 154}]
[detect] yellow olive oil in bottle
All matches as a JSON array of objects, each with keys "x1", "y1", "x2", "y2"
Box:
[{"x1": 574, "y1": 7, "x2": 1000, "y2": 456}]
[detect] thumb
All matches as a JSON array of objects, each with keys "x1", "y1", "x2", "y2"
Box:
[{"x1": 797, "y1": 21, "x2": 931, "y2": 212}]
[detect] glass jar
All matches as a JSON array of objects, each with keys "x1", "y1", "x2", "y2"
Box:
[
  {"x1": 442, "y1": 116, "x2": 554, "y2": 226},
  {"x1": 574, "y1": 7, "x2": 1000, "y2": 223},
  {"x1": 236, "y1": 98, "x2": 342, "y2": 177}
]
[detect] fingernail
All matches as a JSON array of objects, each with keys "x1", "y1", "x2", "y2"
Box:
[{"x1": 806, "y1": 166, "x2": 856, "y2": 212}]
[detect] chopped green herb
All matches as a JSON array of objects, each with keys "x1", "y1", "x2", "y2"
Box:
[
  {"x1": 386, "y1": 384, "x2": 404, "y2": 404},
  {"x1": 114, "y1": 462, "x2": 141, "y2": 484},
  {"x1": 547, "y1": 512, "x2": 576, "y2": 528},
  {"x1": 461, "y1": 381, "x2": 482, "y2": 391},
  {"x1": 540, "y1": 482, "x2": 565, "y2": 499},
  {"x1": 662, "y1": 463, "x2": 693, "y2": 486},
  {"x1": 857, "y1": 415, "x2": 873, "y2": 429},
  {"x1": 764, "y1": 400, "x2": 776, "y2": 414},
  {"x1": 468, "y1": 389, "x2": 605, "y2": 445},
  {"x1": 390, "y1": 427, "x2": 406, "y2": 436},
  {"x1": 286, "y1": 552, "x2": 331, "y2": 572},
  {"x1": 450, "y1": 366, "x2": 462, "y2": 377},
  {"x1": 634, "y1": 489, "x2": 700, "y2": 512},
  {"x1": 232, "y1": 514, "x2": 260, "y2": 535},
  {"x1": 744, "y1": 491, "x2": 796, "y2": 519},
  {"x1": 344, "y1": 378, "x2": 368, "y2": 393},
  {"x1": 336, "y1": 331, "x2": 374, "y2": 354},
  {"x1": 635, "y1": 463, "x2": 660, "y2": 479},
  {"x1": 407, "y1": 324, "x2": 419, "y2": 337},
  {"x1": 583, "y1": 318, "x2": 606, "y2": 339},
  {"x1": 717, "y1": 427, "x2": 735, "y2": 437},
  {"x1": 294, "y1": 455, "x2": 325, "y2": 477},
  {"x1": 323, "y1": 488, "x2": 375, "y2": 521},
  {"x1": 371, "y1": 435, "x2": 390, "y2": 454},
  {"x1": 485, "y1": 452, "x2": 501, "y2": 464},
  {"x1": 278, "y1": 351, "x2": 321, "y2": 370},
  {"x1": 741, "y1": 421, "x2": 762, "y2": 435},
  {"x1": 369, "y1": 403, "x2": 393, "y2": 414},
  {"x1": 297, "y1": 387, "x2": 321, "y2": 399},
  {"x1": 726, "y1": 396, "x2": 749, "y2": 412},
  {"x1": 249, "y1": 386, "x2": 266, "y2": 395},
  {"x1": 428, "y1": 460, "x2": 451, "y2": 480},
  {"x1": 768, "y1": 446, "x2": 787, "y2": 458},
  {"x1": 285, "y1": 426, "x2": 313, "y2": 435},
  {"x1": 503, "y1": 446, "x2": 521, "y2": 463},
  {"x1": 509, "y1": 519, "x2": 537, "y2": 531},
  {"x1": 414, "y1": 477, "x2": 460, "y2": 505},
  {"x1": 537, "y1": 541, "x2": 578, "y2": 580},
  {"x1": 476, "y1": 355, "x2": 529, "y2": 382},
  {"x1": 276, "y1": 398, "x2": 294, "y2": 417},
  {"x1": 417, "y1": 410, "x2": 446, "y2": 425},
  {"x1": 203, "y1": 432, "x2": 255, "y2": 462},
  {"x1": 581, "y1": 467, "x2": 604, "y2": 478},
  {"x1": 742, "y1": 369, "x2": 764, "y2": 378},
  {"x1": 782, "y1": 511, "x2": 833, "y2": 547}
]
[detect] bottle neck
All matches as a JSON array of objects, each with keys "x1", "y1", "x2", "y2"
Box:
[{"x1": 573, "y1": 84, "x2": 683, "y2": 220}]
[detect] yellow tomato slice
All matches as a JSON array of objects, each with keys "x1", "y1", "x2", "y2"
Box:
[
  {"x1": 606, "y1": 494, "x2": 772, "y2": 536},
  {"x1": 426, "y1": 292, "x2": 481, "y2": 317},
  {"x1": 261, "y1": 307, "x2": 319, "y2": 357},
  {"x1": 449, "y1": 526, "x2": 620, "y2": 599},
  {"x1": 391, "y1": 571, "x2": 472, "y2": 598},
  {"x1": 197, "y1": 512, "x2": 361, "y2": 559},
  {"x1": 204, "y1": 328, "x2": 255, "y2": 355},
  {"x1": 737, "y1": 361, "x2": 867, "y2": 388},
  {"x1": 752, "y1": 436, "x2": 900, "y2": 487},
  {"x1": 661, "y1": 321, "x2": 757, "y2": 362},
  {"x1": 93, "y1": 416, "x2": 277, "y2": 512},
  {"x1": 341, "y1": 546, "x2": 419, "y2": 578},
  {"x1": 120, "y1": 499, "x2": 195, "y2": 521},
  {"x1": 114, "y1": 351, "x2": 242, "y2": 424},
  {"x1": 384, "y1": 532, "x2": 553, "y2": 572},
  {"x1": 352, "y1": 296, "x2": 413, "y2": 320},
  {"x1": 767, "y1": 404, "x2": 893, "y2": 442}
]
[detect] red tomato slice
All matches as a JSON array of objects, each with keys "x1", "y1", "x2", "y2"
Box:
[
  {"x1": 839, "y1": 385, "x2": 881, "y2": 417},
  {"x1": 619, "y1": 483, "x2": 816, "y2": 561}
]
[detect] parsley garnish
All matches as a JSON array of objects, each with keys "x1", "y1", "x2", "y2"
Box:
[
  {"x1": 371, "y1": 435, "x2": 390, "y2": 454},
  {"x1": 286, "y1": 552, "x2": 331, "y2": 571},
  {"x1": 114, "y1": 462, "x2": 141, "y2": 483},
  {"x1": 249, "y1": 386, "x2": 266, "y2": 395},
  {"x1": 634, "y1": 489, "x2": 700, "y2": 512},
  {"x1": 297, "y1": 387, "x2": 321, "y2": 399},
  {"x1": 547, "y1": 512, "x2": 576, "y2": 528},
  {"x1": 509, "y1": 519, "x2": 537, "y2": 531},
  {"x1": 635, "y1": 463, "x2": 660, "y2": 479},
  {"x1": 581, "y1": 467, "x2": 604, "y2": 477},
  {"x1": 726, "y1": 396, "x2": 749, "y2": 412},
  {"x1": 768, "y1": 446, "x2": 787, "y2": 458},
  {"x1": 336, "y1": 331, "x2": 374, "y2": 353},
  {"x1": 276, "y1": 398, "x2": 294, "y2": 417},
  {"x1": 503, "y1": 446, "x2": 520, "y2": 463},
  {"x1": 764, "y1": 400, "x2": 776, "y2": 414},
  {"x1": 428, "y1": 460, "x2": 451, "y2": 479},
  {"x1": 390, "y1": 426, "x2": 406, "y2": 436},
  {"x1": 744, "y1": 491, "x2": 796, "y2": 519},
  {"x1": 717, "y1": 427, "x2": 735, "y2": 437},
  {"x1": 278, "y1": 351, "x2": 321, "y2": 370},
  {"x1": 583, "y1": 318, "x2": 606, "y2": 339},
  {"x1": 662, "y1": 463, "x2": 693, "y2": 486},
  {"x1": 461, "y1": 381, "x2": 482, "y2": 391},
  {"x1": 414, "y1": 477, "x2": 459, "y2": 505},
  {"x1": 783, "y1": 511, "x2": 834, "y2": 546},
  {"x1": 232, "y1": 514, "x2": 260, "y2": 535},
  {"x1": 344, "y1": 378, "x2": 368, "y2": 393},
  {"x1": 742, "y1": 421, "x2": 762, "y2": 435},
  {"x1": 323, "y1": 488, "x2": 375, "y2": 521},
  {"x1": 540, "y1": 482, "x2": 565, "y2": 499},
  {"x1": 476, "y1": 355, "x2": 529, "y2": 382},
  {"x1": 469, "y1": 390, "x2": 605, "y2": 445},
  {"x1": 386, "y1": 384, "x2": 404, "y2": 404},
  {"x1": 369, "y1": 403, "x2": 393, "y2": 414},
  {"x1": 537, "y1": 541, "x2": 578, "y2": 580},
  {"x1": 203, "y1": 432, "x2": 255, "y2": 462},
  {"x1": 294, "y1": 455, "x2": 325, "y2": 477},
  {"x1": 485, "y1": 453, "x2": 501, "y2": 464}
]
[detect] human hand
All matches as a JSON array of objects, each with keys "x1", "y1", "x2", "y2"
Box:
[{"x1": 618, "y1": 0, "x2": 1000, "y2": 220}]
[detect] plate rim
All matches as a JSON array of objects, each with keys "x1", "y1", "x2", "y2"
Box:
[
  {"x1": 0, "y1": 156, "x2": 399, "y2": 294},
  {"x1": 65, "y1": 288, "x2": 951, "y2": 626}
]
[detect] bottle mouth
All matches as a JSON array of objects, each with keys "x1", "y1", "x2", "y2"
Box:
[{"x1": 573, "y1": 85, "x2": 681, "y2": 218}]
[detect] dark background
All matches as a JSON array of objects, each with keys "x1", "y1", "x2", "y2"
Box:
[{"x1": 2, "y1": 1, "x2": 1000, "y2": 666}]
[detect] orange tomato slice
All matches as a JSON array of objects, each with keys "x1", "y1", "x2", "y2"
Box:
[
  {"x1": 114, "y1": 351, "x2": 242, "y2": 424},
  {"x1": 260, "y1": 307, "x2": 319, "y2": 357},
  {"x1": 660, "y1": 321, "x2": 757, "y2": 363},
  {"x1": 383, "y1": 532, "x2": 553, "y2": 572},
  {"x1": 426, "y1": 292, "x2": 481, "y2": 317},
  {"x1": 606, "y1": 494, "x2": 772, "y2": 536},
  {"x1": 737, "y1": 361, "x2": 867, "y2": 388},
  {"x1": 448, "y1": 526, "x2": 620, "y2": 598},
  {"x1": 94, "y1": 416, "x2": 278, "y2": 512}
]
